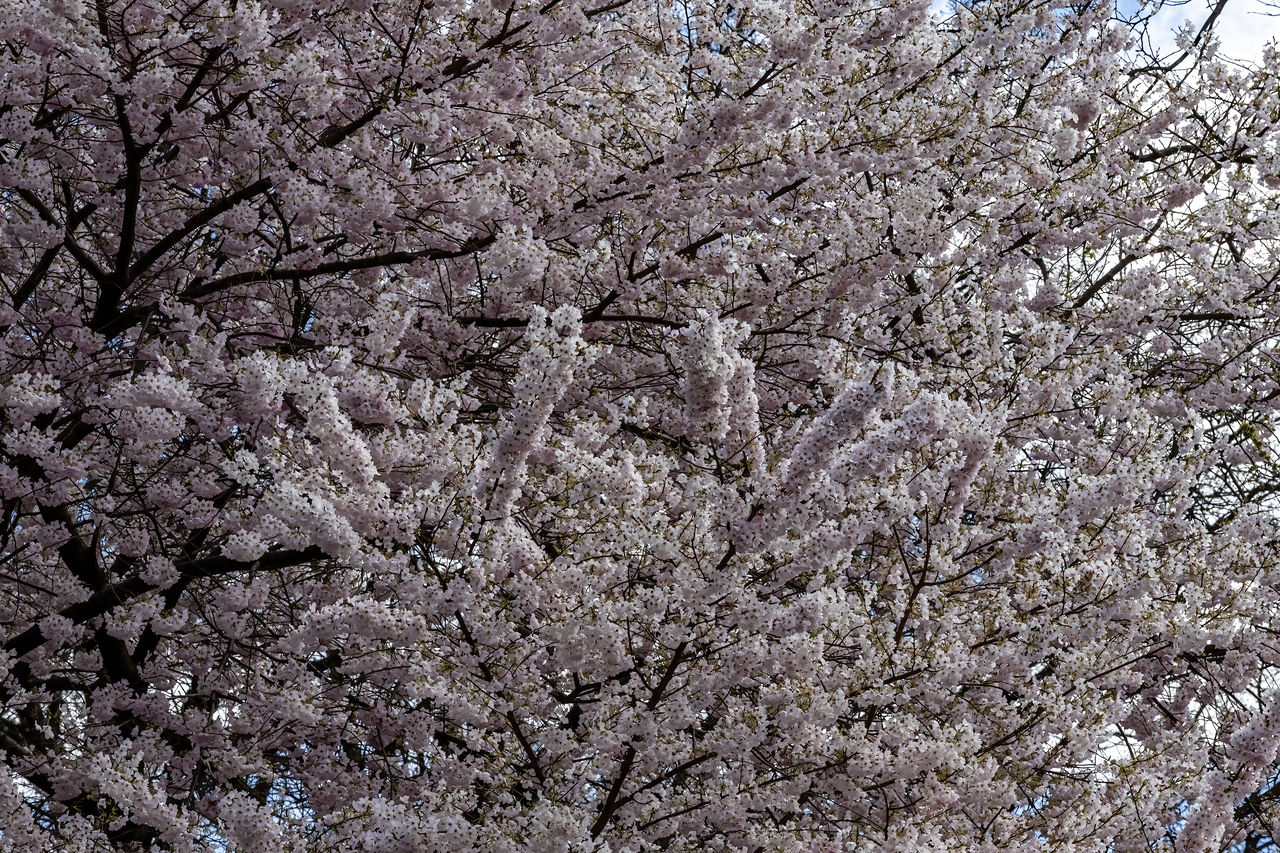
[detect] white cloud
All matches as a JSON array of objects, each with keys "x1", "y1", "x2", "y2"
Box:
[
  {"x1": 1136, "y1": 0, "x2": 1280, "y2": 62},
  {"x1": 931, "y1": 1, "x2": 1280, "y2": 63},
  {"x1": 1212, "y1": 0, "x2": 1280, "y2": 60}
]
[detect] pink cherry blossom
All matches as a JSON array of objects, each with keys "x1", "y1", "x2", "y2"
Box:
[{"x1": 4, "y1": 0, "x2": 1280, "y2": 851}]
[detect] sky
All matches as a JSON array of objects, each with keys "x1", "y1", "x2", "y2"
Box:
[
  {"x1": 1119, "y1": 0, "x2": 1280, "y2": 62},
  {"x1": 931, "y1": 1, "x2": 1280, "y2": 62}
]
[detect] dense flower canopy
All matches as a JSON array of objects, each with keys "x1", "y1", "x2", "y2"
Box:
[{"x1": 4, "y1": 0, "x2": 1280, "y2": 850}]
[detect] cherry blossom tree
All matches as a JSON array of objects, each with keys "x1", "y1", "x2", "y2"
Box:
[{"x1": 4, "y1": 0, "x2": 1280, "y2": 850}]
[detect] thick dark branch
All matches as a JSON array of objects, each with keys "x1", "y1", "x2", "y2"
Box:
[
  {"x1": 766, "y1": 176, "x2": 809, "y2": 203},
  {"x1": 584, "y1": 0, "x2": 633, "y2": 15},
  {"x1": 10, "y1": 246, "x2": 59, "y2": 309},
  {"x1": 10, "y1": 199, "x2": 98, "y2": 312},
  {"x1": 151, "y1": 44, "x2": 227, "y2": 142},
  {"x1": 590, "y1": 640, "x2": 690, "y2": 838},
  {"x1": 583, "y1": 289, "x2": 620, "y2": 321},
  {"x1": 613, "y1": 752, "x2": 716, "y2": 811},
  {"x1": 740, "y1": 63, "x2": 783, "y2": 100},
  {"x1": 458, "y1": 311, "x2": 683, "y2": 329},
  {"x1": 505, "y1": 710, "x2": 547, "y2": 783},
  {"x1": 317, "y1": 103, "x2": 385, "y2": 148},
  {"x1": 4, "y1": 546, "x2": 326, "y2": 662},
  {"x1": 675, "y1": 230, "x2": 724, "y2": 259},
  {"x1": 93, "y1": 94, "x2": 144, "y2": 330},
  {"x1": 5, "y1": 452, "x2": 105, "y2": 594},
  {"x1": 1071, "y1": 253, "x2": 1138, "y2": 310},
  {"x1": 628, "y1": 230, "x2": 738, "y2": 284},
  {"x1": 185, "y1": 234, "x2": 497, "y2": 298},
  {"x1": 478, "y1": 3, "x2": 532, "y2": 51},
  {"x1": 128, "y1": 178, "x2": 272, "y2": 282},
  {"x1": 14, "y1": 189, "x2": 107, "y2": 283}
]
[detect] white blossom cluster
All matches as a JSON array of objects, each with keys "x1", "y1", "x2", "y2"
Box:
[{"x1": 4, "y1": 0, "x2": 1280, "y2": 851}]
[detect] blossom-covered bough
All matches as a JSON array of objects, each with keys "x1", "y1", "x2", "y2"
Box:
[{"x1": 3, "y1": 0, "x2": 1280, "y2": 849}]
